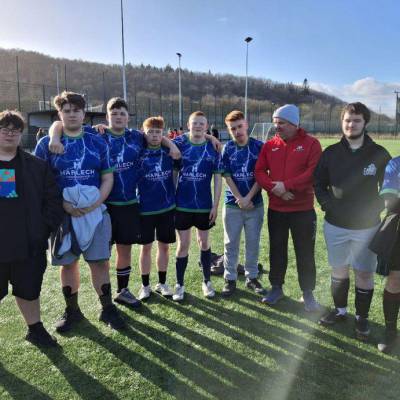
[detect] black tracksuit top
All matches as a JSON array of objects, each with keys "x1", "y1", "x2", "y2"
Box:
[
  {"x1": 0, "y1": 148, "x2": 64, "y2": 261},
  {"x1": 314, "y1": 135, "x2": 391, "y2": 230}
]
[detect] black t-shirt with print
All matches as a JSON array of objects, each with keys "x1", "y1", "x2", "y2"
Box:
[{"x1": 0, "y1": 154, "x2": 29, "y2": 262}]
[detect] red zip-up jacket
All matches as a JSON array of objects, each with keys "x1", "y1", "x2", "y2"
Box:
[{"x1": 255, "y1": 128, "x2": 322, "y2": 212}]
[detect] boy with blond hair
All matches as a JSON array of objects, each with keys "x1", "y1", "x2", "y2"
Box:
[
  {"x1": 136, "y1": 116, "x2": 180, "y2": 299},
  {"x1": 172, "y1": 111, "x2": 223, "y2": 301}
]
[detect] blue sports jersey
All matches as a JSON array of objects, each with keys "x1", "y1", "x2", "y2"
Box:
[
  {"x1": 173, "y1": 134, "x2": 223, "y2": 212},
  {"x1": 381, "y1": 156, "x2": 400, "y2": 196},
  {"x1": 102, "y1": 128, "x2": 145, "y2": 205},
  {"x1": 137, "y1": 145, "x2": 179, "y2": 215},
  {"x1": 34, "y1": 128, "x2": 113, "y2": 190},
  {"x1": 222, "y1": 137, "x2": 263, "y2": 207}
]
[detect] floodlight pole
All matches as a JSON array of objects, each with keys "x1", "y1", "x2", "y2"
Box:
[
  {"x1": 244, "y1": 37, "x2": 253, "y2": 120},
  {"x1": 55, "y1": 65, "x2": 60, "y2": 94},
  {"x1": 121, "y1": 0, "x2": 127, "y2": 101},
  {"x1": 16, "y1": 56, "x2": 21, "y2": 110},
  {"x1": 395, "y1": 91, "x2": 400, "y2": 137},
  {"x1": 177, "y1": 52, "x2": 182, "y2": 127}
]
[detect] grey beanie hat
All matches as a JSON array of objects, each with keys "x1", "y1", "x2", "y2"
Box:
[{"x1": 273, "y1": 104, "x2": 300, "y2": 126}]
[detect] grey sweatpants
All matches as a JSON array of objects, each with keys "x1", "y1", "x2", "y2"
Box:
[{"x1": 223, "y1": 205, "x2": 264, "y2": 280}]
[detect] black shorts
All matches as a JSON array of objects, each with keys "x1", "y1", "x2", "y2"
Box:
[
  {"x1": 138, "y1": 209, "x2": 176, "y2": 245},
  {"x1": 107, "y1": 203, "x2": 141, "y2": 245},
  {"x1": 0, "y1": 253, "x2": 47, "y2": 301},
  {"x1": 389, "y1": 233, "x2": 400, "y2": 271},
  {"x1": 175, "y1": 210, "x2": 215, "y2": 231}
]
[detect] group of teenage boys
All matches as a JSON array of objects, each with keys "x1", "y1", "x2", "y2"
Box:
[{"x1": 0, "y1": 91, "x2": 399, "y2": 355}]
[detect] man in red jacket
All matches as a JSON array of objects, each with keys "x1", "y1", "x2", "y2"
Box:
[{"x1": 255, "y1": 104, "x2": 322, "y2": 311}]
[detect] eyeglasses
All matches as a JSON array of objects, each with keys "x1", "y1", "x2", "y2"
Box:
[{"x1": 0, "y1": 127, "x2": 22, "y2": 136}]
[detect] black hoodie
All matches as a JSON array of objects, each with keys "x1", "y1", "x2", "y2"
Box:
[{"x1": 314, "y1": 134, "x2": 391, "y2": 229}]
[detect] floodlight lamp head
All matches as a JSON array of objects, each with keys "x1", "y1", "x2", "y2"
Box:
[
  {"x1": 176, "y1": 52, "x2": 182, "y2": 57},
  {"x1": 245, "y1": 37, "x2": 253, "y2": 43}
]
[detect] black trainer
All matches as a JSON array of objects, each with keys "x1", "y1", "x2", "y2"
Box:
[
  {"x1": 221, "y1": 280, "x2": 236, "y2": 297},
  {"x1": 99, "y1": 304, "x2": 126, "y2": 330},
  {"x1": 355, "y1": 317, "x2": 370, "y2": 340},
  {"x1": 318, "y1": 309, "x2": 347, "y2": 326},
  {"x1": 377, "y1": 330, "x2": 398, "y2": 353},
  {"x1": 237, "y1": 264, "x2": 245, "y2": 275},
  {"x1": 25, "y1": 323, "x2": 58, "y2": 348},
  {"x1": 245, "y1": 278, "x2": 267, "y2": 295},
  {"x1": 210, "y1": 260, "x2": 224, "y2": 276},
  {"x1": 55, "y1": 307, "x2": 85, "y2": 333}
]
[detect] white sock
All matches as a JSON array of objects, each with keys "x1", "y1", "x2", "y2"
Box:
[{"x1": 337, "y1": 307, "x2": 347, "y2": 315}]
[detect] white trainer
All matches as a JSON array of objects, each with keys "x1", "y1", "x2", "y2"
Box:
[
  {"x1": 202, "y1": 281, "x2": 215, "y2": 298},
  {"x1": 138, "y1": 285, "x2": 152, "y2": 300},
  {"x1": 172, "y1": 284, "x2": 185, "y2": 302},
  {"x1": 154, "y1": 282, "x2": 173, "y2": 297}
]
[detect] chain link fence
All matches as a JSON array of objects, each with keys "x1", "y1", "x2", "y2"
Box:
[{"x1": 1, "y1": 79, "x2": 398, "y2": 148}]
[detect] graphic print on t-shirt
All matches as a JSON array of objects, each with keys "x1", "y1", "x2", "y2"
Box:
[
  {"x1": 103, "y1": 129, "x2": 144, "y2": 204},
  {"x1": 137, "y1": 146, "x2": 178, "y2": 214},
  {"x1": 173, "y1": 134, "x2": 223, "y2": 211},
  {"x1": 381, "y1": 156, "x2": 400, "y2": 196},
  {"x1": 0, "y1": 169, "x2": 17, "y2": 198},
  {"x1": 34, "y1": 129, "x2": 112, "y2": 190},
  {"x1": 222, "y1": 137, "x2": 263, "y2": 207}
]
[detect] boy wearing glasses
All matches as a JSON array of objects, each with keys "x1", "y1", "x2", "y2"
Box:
[{"x1": 0, "y1": 110, "x2": 63, "y2": 346}]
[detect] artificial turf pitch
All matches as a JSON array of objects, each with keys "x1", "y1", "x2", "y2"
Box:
[{"x1": 0, "y1": 139, "x2": 399, "y2": 400}]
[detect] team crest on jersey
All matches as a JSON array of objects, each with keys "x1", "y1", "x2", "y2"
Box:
[
  {"x1": 73, "y1": 160, "x2": 83, "y2": 170},
  {"x1": 363, "y1": 163, "x2": 377, "y2": 176},
  {"x1": 295, "y1": 145, "x2": 304, "y2": 152},
  {"x1": 116, "y1": 153, "x2": 124, "y2": 164}
]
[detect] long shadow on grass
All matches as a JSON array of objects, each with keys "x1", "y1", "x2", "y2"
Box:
[
  {"x1": 162, "y1": 292, "x2": 399, "y2": 398},
  {"x1": 131, "y1": 308, "x2": 267, "y2": 379},
  {"x1": 200, "y1": 290, "x2": 400, "y2": 398},
  {"x1": 40, "y1": 347, "x2": 120, "y2": 400},
  {"x1": 159, "y1": 295, "x2": 339, "y2": 398},
  {"x1": 231, "y1": 289, "x2": 400, "y2": 368},
  {"x1": 75, "y1": 319, "x2": 209, "y2": 400},
  {"x1": 0, "y1": 361, "x2": 52, "y2": 400},
  {"x1": 119, "y1": 308, "x2": 273, "y2": 399}
]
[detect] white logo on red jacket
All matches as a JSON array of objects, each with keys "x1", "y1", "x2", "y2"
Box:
[
  {"x1": 272, "y1": 147, "x2": 279, "y2": 152},
  {"x1": 295, "y1": 145, "x2": 304, "y2": 152}
]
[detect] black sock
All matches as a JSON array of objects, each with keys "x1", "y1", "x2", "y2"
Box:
[
  {"x1": 176, "y1": 256, "x2": 188, "y2": 286},
  {"x1": 28, "y1": 321, "x2": 43, "y2": 332},
  {"x1": 99, "y1": 283, "x2": 112, "y2": 309},
  {"x1": 158, "y1": 271, "x2": 167, "y2": 284},
  {"x1": 141, "y1": 274, "x2": 150, "y2": 287},
  {"x1": 331, "y1": 277, "x2": 350, "y2": 309},
  {"x1": 355, "y1": 287, "x2": 374, "y2": 319},
  {"x1": 117, "y1": 266, "x2": 131, "y2": 292},
  {"x1": 201, "y1": 248, "x2": 211, "y2": 283},
  {"x1": 383, "y1": 289, "x2": 400, "y2": 331},
  {"x1": 62, "y1": 286, "x2": 79, "y2": 310}
]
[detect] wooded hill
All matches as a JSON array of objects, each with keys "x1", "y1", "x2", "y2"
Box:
[{"x1": 0, "y1": 48, "x2": 394, "y2": 132}]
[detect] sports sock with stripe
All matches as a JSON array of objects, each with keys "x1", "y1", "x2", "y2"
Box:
[{"x1": 116, "y1": 266, "x2": 131, "y2": 292}]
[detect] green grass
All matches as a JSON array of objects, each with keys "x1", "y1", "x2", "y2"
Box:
[{"x1": 1, "y1": 139, "x2": 400, "y2": 400}]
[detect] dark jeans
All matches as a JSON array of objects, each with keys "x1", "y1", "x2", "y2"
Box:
[{"x1": 268, "y1": 208, "x2": 316, "y2": 291}]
